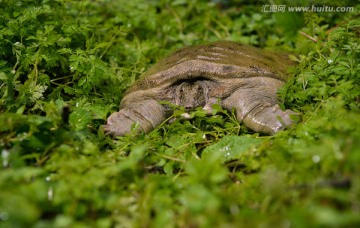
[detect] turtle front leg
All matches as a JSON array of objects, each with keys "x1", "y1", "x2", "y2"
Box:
[
  {"x1": 105, "y1": 99, "x2": 167, "y2": 136},
  {"x1": 222, "y1": 85, "x2": 298, "y2": 135}
]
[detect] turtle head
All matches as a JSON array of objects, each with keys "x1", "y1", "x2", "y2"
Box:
[{"x1": 175, "y1": 81, "x2": 208, "y2": 111}]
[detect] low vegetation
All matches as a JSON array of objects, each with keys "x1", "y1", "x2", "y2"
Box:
[{"x1": 0, "y1": 0, "x2": 359, "y2": 227}]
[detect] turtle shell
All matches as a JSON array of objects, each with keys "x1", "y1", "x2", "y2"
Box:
[{"x1": 125, "y1": 41, "x2": 293, "y2": 95}]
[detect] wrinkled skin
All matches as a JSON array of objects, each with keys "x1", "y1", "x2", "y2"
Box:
[
  {"x1": 105, "y1": 41, "x2": 298, "y2": 136},
  {"x1": 175, "y1": 81, "x2": 208, "y2": 111}
]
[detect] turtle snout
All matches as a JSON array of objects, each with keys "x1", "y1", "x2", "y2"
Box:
[{"x1": 185, "y1": 105, "x2": 194, "y2": 111}]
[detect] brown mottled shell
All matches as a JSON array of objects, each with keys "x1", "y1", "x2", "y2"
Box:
[{"x1": 125, "y1": 41, "x2": 293, "y2": 95}]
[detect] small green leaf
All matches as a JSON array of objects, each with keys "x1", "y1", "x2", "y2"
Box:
[
  {"x1": 69, "y1": 108, "x2": 92, "y2": 131},
  {"x1": 202, "y1": 135, "x2": 264, "y2": 162}
]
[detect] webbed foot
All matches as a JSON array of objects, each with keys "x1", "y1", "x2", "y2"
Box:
[
  {"x1": 222, "y1": 83, "x2": 299, "y2": 135},
  {"x1": 105, "y1": 99, "x2": 167, "y2": 136}
]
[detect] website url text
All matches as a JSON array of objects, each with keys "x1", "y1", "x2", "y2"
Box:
[{"x1": 261, "y1": 5, "x2": 354, "y2": 13}]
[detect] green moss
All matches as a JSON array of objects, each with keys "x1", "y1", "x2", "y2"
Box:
[{"x1": 0, "y1": 0, "x2": 359, "y2": 227}]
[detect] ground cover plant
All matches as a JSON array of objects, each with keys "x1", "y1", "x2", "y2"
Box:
[{"x1": 0, "y1": 0, "x2": 359, "y2": 227}]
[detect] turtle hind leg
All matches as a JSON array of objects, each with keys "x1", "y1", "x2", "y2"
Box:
[
  {"x1": 222, "y1": 85, "x2": 298, "y2": 135},
  {"x1": 105, "y1": 99, "x2": 167, "y2": 136}
]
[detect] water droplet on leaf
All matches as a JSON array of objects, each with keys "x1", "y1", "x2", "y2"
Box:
[
  {"x1": 1, "y1": 149, "x2": 9, "y2": 168},
  {"x1": 312, "y1": 155, "x2": 320, "y2": 163},
  {"x1": 47, "y1": 187, "x2": 54, "y2": 201}
]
